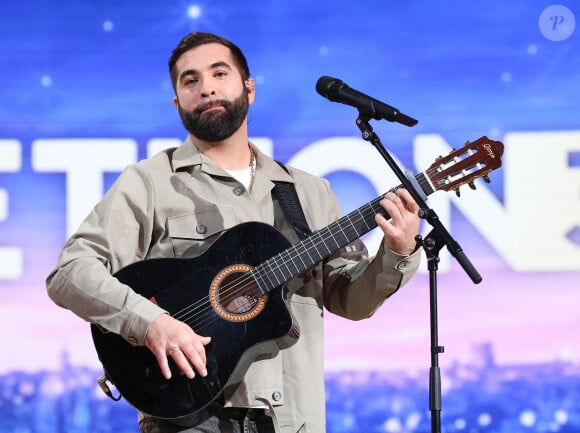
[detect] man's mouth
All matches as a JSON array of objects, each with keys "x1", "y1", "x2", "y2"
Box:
[{"x1": 200, "y1": 102, "x2": 225, "y2": 113}]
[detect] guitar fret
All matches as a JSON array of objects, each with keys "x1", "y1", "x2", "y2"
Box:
[
  {"x1": 353, "y1": 210, "x2": 369, "y2": 234},
  {"x1": 348, "y1": 213, "x2": 364, "y2": 238},
  {"x1": 295, "y1": 247, "x2": 308, "y2": 270},
  {"x1": 314, "y1": 231, "x2": 333, "y2": 256},
  {"x1": 331, "y1": 230, "x2": 346, "y2": 247},
  {"x1": 278, "y1": 249, "x2": 300, "y2": 279},
  {"x1": 321, "y1": 226, "x2": 341, "y2": 251},
  {"x1": 251, "y1": 268, "x2": 269, "y2": 296},
  {"x1": 280, "y1": 254, "x2": 294, "y2": 279},
  {"x1": 262, "y1": 261, "x2": 279, "y2": 288},
  {"x1": 270, "y1": 261, "x2": 287, "y2": 285},
  {"x1": 300, "y1": 237, "x2": 316, "y2": 265},
  {"x1": 301, "y1": 235, "x2": 324, "y2": 267}
]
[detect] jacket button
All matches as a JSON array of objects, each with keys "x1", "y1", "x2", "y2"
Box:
[
  {"x1": 196, "y1": 224, "x2": 207, "y2": 234},
  {"x1": 233, "y1": 186, "x2": 244, "y2": 196},
  {"x1": 396, "y1": 261, "x2": 407, "y2": 270},
  {"x1": 272, "y1": 391, "x2": 282, "y2": 401},
  {"x1": 127, "y1": 336, "x2": 138, "y2": 346}
]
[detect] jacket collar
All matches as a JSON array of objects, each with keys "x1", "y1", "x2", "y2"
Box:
[{"x1": 171, "y1": 137, "x2": 295, "y2": 184}]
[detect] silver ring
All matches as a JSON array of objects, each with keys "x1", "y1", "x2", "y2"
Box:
[{"x1": 169, "y1": 346, "x2": 180, "y2": 355}]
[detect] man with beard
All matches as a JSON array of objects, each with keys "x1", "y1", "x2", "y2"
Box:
[{"x1": 46, "y1": 32, "x2": 422, "y2": 433}]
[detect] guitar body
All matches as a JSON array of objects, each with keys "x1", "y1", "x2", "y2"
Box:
[{"x1": 91, "y1": 222, "x2": 299, "y2": 422}]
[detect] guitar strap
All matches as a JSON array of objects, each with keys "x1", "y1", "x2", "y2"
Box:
[{"x1": 273, "y1": 161, "x2": 312, "y2": 241}]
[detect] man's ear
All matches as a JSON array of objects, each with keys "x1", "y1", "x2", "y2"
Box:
[
  {"x1": 245, "y1": 78, "x2": 255, "y2": 90},
  {"x1": 172, "y1": 96, "x2": 179, "y2": 109},
  {"x1": 245, "y1": 78, "x2": 256, "y2": 104}
]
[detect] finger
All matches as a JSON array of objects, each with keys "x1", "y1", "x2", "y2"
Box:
[
  {"x1": 381, "y1": 194, "x2": 403, "y2": 225},
  {"x1": 181, "y1": 349, "x2": 205, "y2": 378},
  {"x1": 396, "y1": 188, "x2": 420, "y2": 213},
  {"x1": 193, "y1": 336, "x2": 210, "y2": 365},
  {"x1": 169, "y1": 347, "x2": 196, "y2": 379},
  {"x1": 155, "y1": 350, "x2": 173, "y2": 380},
  {"x1": 383, "y1": 191, "x2": 419, "y2": 227},
  {"x1": 375, "y1": 208, "x2": 399, "y2": 238},
  {"x1": 376, "y1": 192, "x2": 419, "y2": 255},
  {"x1": 182, "y1": 336, "x2": 211, "y2": 377},
  {"x1": 386, "y1": 190, "x2": 411, "y2": 216},
  {"x1": 374, "y1": 212, "x2": 392, "y2": 235}
]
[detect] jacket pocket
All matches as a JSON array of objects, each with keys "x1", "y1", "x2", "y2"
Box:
[{"x1": 167, "y1": 208, "x2": 235, "y2": 257}]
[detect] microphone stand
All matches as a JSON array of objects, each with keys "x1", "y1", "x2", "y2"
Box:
[{"x1": 354, "y1": 113, "x2": 482, "y2": 433}]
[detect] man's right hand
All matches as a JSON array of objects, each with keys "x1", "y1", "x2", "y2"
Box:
[{"x1": 144, "y1": 313, "x2": 211, "y2": 380}]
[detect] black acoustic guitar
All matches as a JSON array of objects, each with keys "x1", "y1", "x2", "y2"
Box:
[{"x1": 91, "y1": 136, "x2": 504, "y2": 422}]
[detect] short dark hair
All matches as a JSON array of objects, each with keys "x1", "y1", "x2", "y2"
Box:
[{"x1": 168, "y1": 32, "x2": 251, "y2": 92}]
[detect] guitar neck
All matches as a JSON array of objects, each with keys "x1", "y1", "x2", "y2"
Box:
[{"x1": 252, "y1": 171, "x2": 433, "y2": 294}]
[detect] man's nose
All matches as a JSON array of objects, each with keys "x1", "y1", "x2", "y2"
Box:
[{"x1": 200, "y1": 82, "x2": 216, "y2": 97}]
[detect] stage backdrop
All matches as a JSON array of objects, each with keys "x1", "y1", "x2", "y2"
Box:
[{"x1": 1, "y1": 1, "x2": 579, "y2": 432}]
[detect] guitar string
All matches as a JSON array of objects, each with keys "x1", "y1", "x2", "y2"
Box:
[
  {"x1": 171, "y1": 161, "x2": 474, "y2": 331},
  {"x1": 170, "y1": 168, "x2": 442, "y2": 330}
]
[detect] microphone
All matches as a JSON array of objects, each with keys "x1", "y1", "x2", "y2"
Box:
[{"x1": 316, "y1": 76, "x2": 418, "y2": 127}]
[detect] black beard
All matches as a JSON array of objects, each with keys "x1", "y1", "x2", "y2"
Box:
[{"x1": 177, "y1": 91, "x2": 249, "y2": 142}]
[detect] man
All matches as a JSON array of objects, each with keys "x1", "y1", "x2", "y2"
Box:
[{"x1": 46, "y1": 32, "x2": 422, "y2": 433}]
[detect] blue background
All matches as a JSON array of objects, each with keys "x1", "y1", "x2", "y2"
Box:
[{"x1": 1, "y1": 1, "x2": 579, "y2": 432}]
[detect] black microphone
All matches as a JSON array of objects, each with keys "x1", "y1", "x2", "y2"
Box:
[{"x1": 316, "y1": 76, "x2": 418, "y2": 127}]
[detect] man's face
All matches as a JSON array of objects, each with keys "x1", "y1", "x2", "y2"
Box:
[{"x1": 172, "y1": 43, "x2": 254, "y2": 142}]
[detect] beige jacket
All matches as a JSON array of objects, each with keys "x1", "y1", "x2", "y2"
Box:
[{"x1": 46, "y1": 139, "x2": 421, "y2": 433}]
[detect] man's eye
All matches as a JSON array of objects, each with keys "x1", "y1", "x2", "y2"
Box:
[
  {"x1": 215, "y1": 71, "x2": 228, "y2": 78},
  {"x1": 184, "y1": 79, "x2": 197, "y2": 86}
]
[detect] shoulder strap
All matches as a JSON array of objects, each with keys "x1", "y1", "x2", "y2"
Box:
[{"x1": 273, "y1": 161, "x2": 312, "y2": 241}]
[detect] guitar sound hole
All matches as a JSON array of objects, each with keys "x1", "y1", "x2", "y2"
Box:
[{"x1": 219, "y1": 272, "x2": 261, "y2": 314}]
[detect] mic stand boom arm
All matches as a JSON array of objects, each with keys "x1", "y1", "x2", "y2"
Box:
[{"x1": 354, "y1": 113, "x2": 482, "y2": 433}]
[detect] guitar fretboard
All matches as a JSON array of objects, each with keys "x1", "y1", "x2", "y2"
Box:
[{"x1": 251, "y1": 171, "x2": 432, "y2": 294}]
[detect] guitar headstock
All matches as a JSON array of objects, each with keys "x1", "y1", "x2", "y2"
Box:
[{"x1": 425, "y1": 136, "x2": 504, "y2": 196}]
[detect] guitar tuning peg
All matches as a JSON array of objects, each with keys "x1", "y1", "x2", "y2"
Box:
[
  {"x1": 468, "y1": 181, "x2": 476, "y2": 190},
  {"x1": 455, "y1": 188, "x2": 461, "y2": 197},
  {"x1": 483, "y1": 174, "x2": 491, "y2": 183}
]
